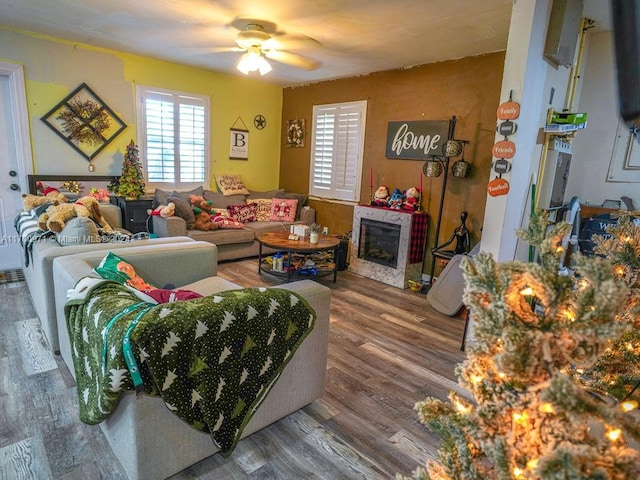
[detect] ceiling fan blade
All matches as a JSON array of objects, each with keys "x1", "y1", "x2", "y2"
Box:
[
  {"x1": 264, "y1": 50, "x2": 319, "y2": 70},
  {"x1": 182, "y1": 46, "x2": 244, "y2": 55}
]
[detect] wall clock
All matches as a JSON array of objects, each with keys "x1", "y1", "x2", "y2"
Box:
[{"x1": 254, "y1": 115, "x2": 266, "y2": 129}]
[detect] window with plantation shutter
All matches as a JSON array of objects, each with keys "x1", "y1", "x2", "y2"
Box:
[
  {"x1": 136, "y1": 85, "x2": 210, "y2": 190},
  {"x1": 309, "y1": 100, "x2": 367, "y2": 202}
]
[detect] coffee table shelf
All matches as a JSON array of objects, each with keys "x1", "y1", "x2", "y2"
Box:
[{"x1": 257, "y1": 231, "x2": 340, "y2": 283}]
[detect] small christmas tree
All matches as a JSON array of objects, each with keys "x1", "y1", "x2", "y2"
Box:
[
  {"x1": 399, "y1": 211, "x2": 640, "y2": 480},
  {"x1": 115, "y1": 140, "x2": 145, "y2": 199}
]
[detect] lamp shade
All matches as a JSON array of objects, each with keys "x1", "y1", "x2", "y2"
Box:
[{"x1": 236, "y1": 48, "x2": 273, "y2": 75}]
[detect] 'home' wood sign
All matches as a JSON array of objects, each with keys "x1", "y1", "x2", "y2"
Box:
[{"x1": 385, "y1": 120, "x2": 449, "y2": 160}]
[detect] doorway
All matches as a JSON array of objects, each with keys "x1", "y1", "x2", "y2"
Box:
[{"x1": 0, "y1": 62, "x2": 33, "y2": 270}]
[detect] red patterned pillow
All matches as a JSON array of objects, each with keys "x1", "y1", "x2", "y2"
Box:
[
  {"x1": 228, "y1": 203, "x2": 256, "y2": 223},
  {"x1": 270, "y1": 198, "x2": 298, "y2": 222},
  {"x1": 246, "y1": 198, "x2": 273, "y2": 222},
  {"x1": 212, "y1": 215, "x2": 244, "y2": 229}
]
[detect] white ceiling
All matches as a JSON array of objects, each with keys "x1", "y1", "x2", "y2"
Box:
[{"x1": 0, "y1": 0, "x2": 611, "y2": 87}]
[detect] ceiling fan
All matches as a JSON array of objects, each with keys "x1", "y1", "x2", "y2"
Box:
[{"x1": 218, "y1": 18, "x2": 320, "y2": 75}]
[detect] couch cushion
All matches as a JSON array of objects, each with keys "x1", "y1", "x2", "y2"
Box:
[
  {"x1": 55, "y1": 217, "x2": 100, "y2": 246},
  {"x1": 203, "y1": 190, "x2": 247, "y2": 209},
  {"x1": 181, "y1": 276, "x2": 241, "y2": 296},
  {"x1": 168, "y1": 195, "x2": 195, "y2": 228},
  {"x1": 279, "y1": 192, "x2": 307, "y2": 220},
  {"x1": 154, "y1": 186, "x2": 204, "y2": 208},
  {"x1": 246, "y1": 189, "x2": 284, "y2": 199},
  {"x1": 270, "y1": 198, "x2": 298, "y2": 222},
  {"x1": 246, "y1": 198, "x2": 272, "y2": 222},
  {"x1": 187, "y1": 227, "x2": 255, "y2": 245}
]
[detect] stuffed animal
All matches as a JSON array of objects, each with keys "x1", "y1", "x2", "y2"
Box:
[
  {"x1": 403, "y1": 186, "x2": 420, "y2": 211},
  {"x1": 189, "y1": 195, "x2": 218, "y2": 231},
  {"x1": 371, "y1": 185, "x2": 390, "y2": 207},
  {"x1": 75, "y1": 196, "x2": 113, "y2": 231},
  {"x1": 38, "y1": 201, "x2": 90, "y2": 232},
  {"x1": 147, "y1": 202, "x2": 175, "y2": 218},
  {"x1": 387, "y1": 188, "x2": 403, "y2": 209},
  {"x1": 22, "y1": 190, "x2": 68, "y2": 211}
]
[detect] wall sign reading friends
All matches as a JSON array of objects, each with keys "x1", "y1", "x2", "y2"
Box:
[{"x1": 385, "y1": 120, "x2": 449, "y2": 160}]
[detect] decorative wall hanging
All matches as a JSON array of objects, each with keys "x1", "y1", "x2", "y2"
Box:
[
  {"x1": 254, "y1": 114, "x2": 266, "y2": 130},
  {"x1": 230, "y1": 116, "x2": 249, "y2": 160},
  {"x1": 286, "y1": 119, "x2": 305, "y2": 148},
  {"x1": 41, "y1": 83, "x2": 126, "y2": 161},
  {"x1": 385, "y1": 120, "x2": 449, "y2": 160}
]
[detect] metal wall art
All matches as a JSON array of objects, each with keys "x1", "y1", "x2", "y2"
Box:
[{"x1": 41, "y1": 83, "x2": 126, "y2": 161}]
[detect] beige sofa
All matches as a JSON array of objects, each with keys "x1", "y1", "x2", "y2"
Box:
[
  {"x1": 52, "y1": 241, "x2": 330, "y2": 480},
  {"x1": 151, "y1": 187, "x2": 315, "y2": 261},
  {"x1": 18, "y1": 201, "x2": 195, "y2": 352}
]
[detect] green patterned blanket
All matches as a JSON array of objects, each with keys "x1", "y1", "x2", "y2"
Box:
[{"x1": 64, "y1": 278, "x2": 316, "y2": 454}]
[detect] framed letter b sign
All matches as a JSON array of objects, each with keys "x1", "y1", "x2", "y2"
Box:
[{"x1": 230, "y1": 128, "x2": 248, "y2": 160}]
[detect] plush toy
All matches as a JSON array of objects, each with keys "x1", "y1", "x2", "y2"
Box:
[
  {"x1": 22, "y1": 190, "x2": 68, "y2": 211},
  {"x1": 387, "y1": 188, "x2": 403, "y2": 209},
  {"x1": 371, "y1": 185, "x2": 390, "y2": 207},
  {"x1": 75, "y1": 196, "x2": 113, "y2": 231},
  {"x1": 38, "y1": 201, "x2": 90, "y2": 232},
  {"x1": 403, "y1": 186, "x2": 421, "y2": 211},
  {"x1": 147, "y1": 202, "x2": 175, "y2": 218},
  {"x1": 189, "y1": 195, "x2": 218, "y2": 231}
]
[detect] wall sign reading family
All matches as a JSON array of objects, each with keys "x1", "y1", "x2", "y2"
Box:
[
  {"x1": 385, "y1": 120, "x2": 449, "y2": 160},
  {"x1": 230, "y1": 128, "x2": 248, "y2": 160}
]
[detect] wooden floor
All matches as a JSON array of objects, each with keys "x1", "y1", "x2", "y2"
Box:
[{"x1": 0, "y1": 259, "x2": 467, "y2": 479}]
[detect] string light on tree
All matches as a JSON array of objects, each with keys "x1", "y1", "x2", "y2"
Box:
[{"x1": 397, "y1": 211, "x2": 640, "y2": 480}]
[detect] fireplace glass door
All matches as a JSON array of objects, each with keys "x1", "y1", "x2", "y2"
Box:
[{"x1": 358, "y1": 219, "x2": 401, "y2": 268}]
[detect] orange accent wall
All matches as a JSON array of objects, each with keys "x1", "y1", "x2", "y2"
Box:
[{"x1": 281, "y1": 52, "x2": 505, "y2": 276}]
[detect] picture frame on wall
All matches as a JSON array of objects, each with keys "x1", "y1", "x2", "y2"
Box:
[
  {"x1": 286, "y1": 119, "x2": 305, "y2": 148},
  {"x1": 230, "y1": 128, "x2": 249, "y2": 160}
]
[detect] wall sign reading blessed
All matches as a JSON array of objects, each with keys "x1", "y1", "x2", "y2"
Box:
[{"x1": 385, "y1": 120, "x2": 449, "y2": 160}]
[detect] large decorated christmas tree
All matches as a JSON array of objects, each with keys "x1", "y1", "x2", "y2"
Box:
[
  {"x1": 400, "y1": 212, "x2": 640, "y2": 480},
  {"x1": 115, "y1": 140, "x2": 145, "y2": 199}
]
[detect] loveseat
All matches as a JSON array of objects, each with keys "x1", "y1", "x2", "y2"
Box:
[
  {"x1": 51, "y1": 241, "x2": 330, "y2": 480},
  {"x1": 150, "y1": 186, "x2": 315, "y2": 261},
  {"x1": 16, "y1": 199, "x2": 195, "y2": 353}
]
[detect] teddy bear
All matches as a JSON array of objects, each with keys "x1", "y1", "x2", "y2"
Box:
[
  {"x1": 147, "y1": 202, "x2": 175, "y2": 218},
  {"x1": 371, "y1": 185, "x2": 389, "y2": 207},
  {"x1": 403, "y1": 186, "x2": 421, "y2": 211},
  {"x1": 22, "y1": 189, "x2": 68, "y2": 212},
  {"x1": 387, "y1": 188, "x2": 403, "y2": 209},
  {"x1": 75, "y1": 195, "x2": 113, "y2": 231},
  {"x1": 38, "y1": 201, "x2": 91, "y2": 232},
  {"x1": 189, "y1": 195, "x2": 219, "y2": 231}
]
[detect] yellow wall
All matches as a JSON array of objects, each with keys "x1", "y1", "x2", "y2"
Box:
[{"x1": 0, "y1": 27, "x2": 283, "y2": 191}]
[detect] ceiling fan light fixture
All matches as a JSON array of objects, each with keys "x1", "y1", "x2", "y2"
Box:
[{"x1": 236, "y1": 48, "x2": 272, "y2": 75}]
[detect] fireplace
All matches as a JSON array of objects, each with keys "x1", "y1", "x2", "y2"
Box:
[
  {"x1": 349, "y1": 205, "x2": 428, "y2": 288},
  {"x1": 358, "y1": 219, "x2": 400, "y2": 268}
]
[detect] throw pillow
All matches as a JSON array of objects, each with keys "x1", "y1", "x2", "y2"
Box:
[
  {"x1": 211, "y1": 207, "x2": 230, "y2": 218},
  {"x1": 279, "y1": 192, "x2": 307, "y2": 220},
  {"x1": 215, "y1": 174, "x2": 250, "y2": 196},
  {"x1": 270, "y1": 198, "x2": 298, "y2": 222},
  {"x1": 212, "y1": 215, "x2": 244, "y2": 229},
  {"x1": 154, "y1": 186, "x2": 204, "y2": 208},
  {"x1": 172, "y1": 186, "x2": 204, "y2": 203},
  {"x1": 168, "y1": 195, "x2": 195, "y2": 228},
  {"x1": 94, "y1": 251, "x2": 155, "y2": 291},
  {"x1": 56, "y1": 217, "x2": 99, "y2": 246},
  {"x1": 246, "y1": 198, "x2": 273, "y2": 222},
  {"x1": 229, "y1": 203, "x2": 256, "y2": 223}
]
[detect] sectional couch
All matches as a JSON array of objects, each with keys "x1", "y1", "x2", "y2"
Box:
[
  {"x1": 51, "y1": 241, "x2": 330, "y2": 480},
  {"x1": 151, "y1": 187, "x2": 315, "y2": 261}
]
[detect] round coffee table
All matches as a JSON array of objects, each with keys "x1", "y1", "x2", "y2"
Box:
[{"x1": 257, "y1": 231, "x2": 340, "y2": 283}]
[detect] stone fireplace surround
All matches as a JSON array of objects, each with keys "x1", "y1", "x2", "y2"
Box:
[{"x1": 349, "y1": 205, "x2": 425, "y2": 288}]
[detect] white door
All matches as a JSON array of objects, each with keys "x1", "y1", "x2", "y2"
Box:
[{"x1": 0, "y1": 64, "x2": 33, "y2": 270}]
